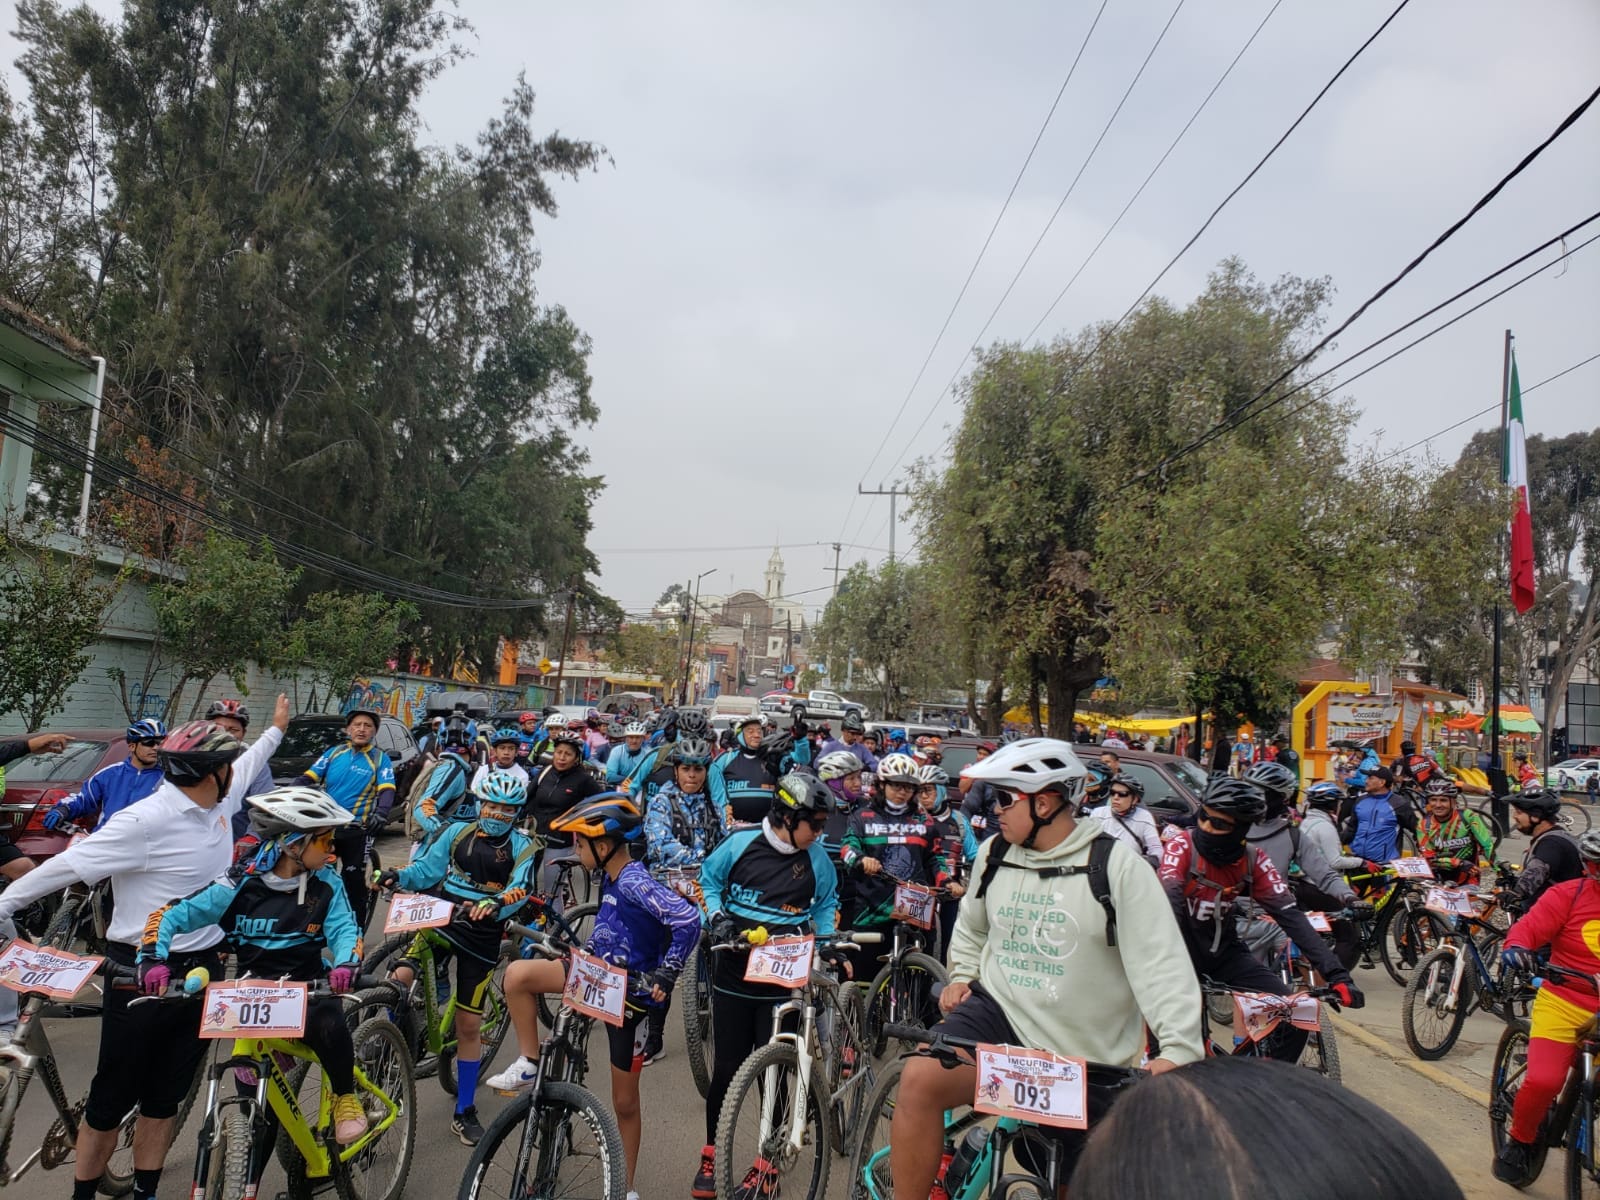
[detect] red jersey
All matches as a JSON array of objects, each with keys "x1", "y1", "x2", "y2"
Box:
[
  {"x1": 1157, "y1": 829, "x2": 1293, "y2": 925},
  {"x1": 1506, "y1": 876, "x2": 1600, "y2": 1011}
]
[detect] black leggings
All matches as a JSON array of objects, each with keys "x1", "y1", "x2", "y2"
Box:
[
  {"x1": 1290, "y1": 879, "x2": 1360, "y2": 972},
  {"x1": 705, "y1": 989, "x2": 783, "y2": 1145},
  {"x1": 333, "y1": 826, "x2": 373, "y2": 932}
]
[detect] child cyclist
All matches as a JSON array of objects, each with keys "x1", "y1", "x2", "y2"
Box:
[
  {"x1": 137, "y1": 787, "x2": 369, "y2": 1145},
  {"x1": 486, "y1": 795, "x2": 699, "y2": 1200},
  {"x1": 916, "y1": 763, "x2": 977, "y2": 961},
  {"x1": 373, "y1": 772, "x2": 537, "y2": 1145}
]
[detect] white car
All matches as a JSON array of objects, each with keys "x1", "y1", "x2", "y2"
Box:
[{"x1": 1548, "y1": 758, "x2": 1600, "y2": 792}]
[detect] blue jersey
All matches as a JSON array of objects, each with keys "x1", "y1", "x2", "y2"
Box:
[
  {"x1": 699, "y1": 826, "x2": 837, "y2": 936},
  {"x1": 411, "y1": 755, "x2": 474, "y2": 837},
  {"x1": 300, "y1": 743, "x2": 395, "y2": 822},
  {"x1": 586, "y1": 861, "x2": 700, "y2": 1003},
  {"x1": 59, "y1": 758, "x2": 163, "y2": 830},
  {"x1": 606, "y1": 744, "x2": 653, "y2": 787}
]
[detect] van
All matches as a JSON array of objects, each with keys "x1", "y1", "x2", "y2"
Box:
[{"x1": 709, "y1": 694, "x2": 760, "y2": 719}]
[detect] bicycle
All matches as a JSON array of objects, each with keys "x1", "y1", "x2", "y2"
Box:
[
  {"x1": 652, "y1": 864, "x2": 715, "y2": 1097},
  {"x1": 859, "y1": 901, "x2": 948, "y2": 1059},
  {"x1": 1270, "y1": 934, "x2": 1344, "y2": 1083},
  {"x1": 1198, "y1": 978, "x2": 1343, "y2": 1080},
  {"x1": 1402, "y1": 888, "x2": 1529, "y2": 1060},
  {"x1": 846, "y1": 1022, "x2": 1145, "y2": 1200},
  {"x1": 172, "y1": 976, "x2": 416, "y2": 1200},
  {"x1": 0, "y1": 959, "x2": 201, "y2": 1195},
  {"x1": 1342, "y1": 867, "x2": 1451, "y2": 985},
  {"x1": 457, "y1": 917, "x2": 626, "y2": 1200},
  {"x1": 713, "y1": 930, "x2": 882, "y2": 1200}
]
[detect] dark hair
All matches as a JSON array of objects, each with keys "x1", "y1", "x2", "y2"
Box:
[{"x1": 1070, "y1": 1058, "x2": 1463, "y2": 1200}]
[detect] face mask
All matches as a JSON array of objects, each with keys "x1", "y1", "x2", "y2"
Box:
[
  {"x1": 1194, "y1": 825, "x2": 1248, "y2": 865},
  {"x1": 479, "y1": 815, "x2": 514, "y2": 837}
]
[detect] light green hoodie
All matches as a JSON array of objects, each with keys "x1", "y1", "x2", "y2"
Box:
[{"x1": 947, "y1": 816, "x2": 1204, "y2": 1068}]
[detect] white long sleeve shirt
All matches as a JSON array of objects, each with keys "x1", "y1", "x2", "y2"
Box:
[
  {"x1": 1086, "y1": 803, "x2": 1164, "y2": 863},
  {"x1": 0, "y1": 727, "x2": 283, "y2": 952}
]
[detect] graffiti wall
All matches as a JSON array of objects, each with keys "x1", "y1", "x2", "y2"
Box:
[{"x1": 342, "y1": 674, "x2": 550, "y2": 726}]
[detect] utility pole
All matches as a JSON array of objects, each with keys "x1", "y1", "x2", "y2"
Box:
[
  {"x1": 857, "y1": 483, "x2": 908, "y2": 563},
  {"x1": 681, "y1": 568, "x2": 715, "y2": 705},
  {"x1": 828, "y1": 542, "x2": 844, "y2": 597},
  {"x1": 552, "y1": 578, "x2": 578, "y2": 706}
]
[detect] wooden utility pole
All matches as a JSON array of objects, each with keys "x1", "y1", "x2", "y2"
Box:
[
  {"x1": 552, "y1": 579, "x2": 578, "y2": 706},
  {"x1": 857, "y1": 483, "x2": 908, "y2": 562},
  {"x1": 828, "y1": 542, "x2": 844, "y2": 597}
]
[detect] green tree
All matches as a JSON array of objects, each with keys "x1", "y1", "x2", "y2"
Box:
[
  {"x1": 0, "y1": 522, "x2": 122, "y2": 726},
  {"x1": 813, "y1": 561, "x2": 949, "y2": 718},
  {"x1": 608, "y1": 623, "x2": 682, "y2": 694},
  {"x1": 152, "y1": 533, "x2": 300, "y2": 719},
  {"x1": 285, "y1": 591, "x2": 419, "y2": 713}
]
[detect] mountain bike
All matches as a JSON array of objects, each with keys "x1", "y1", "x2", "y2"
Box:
[
  {"x1": 713, "y1": 930, "x2": 882, "y2": 1200},
  {"x1": 1402, "y1": 890, "x2": 1528, "y2": 1060},
  {"x1": 653, "y1": 864, "x2": 715, "y2": 1097},
  {"x1": 846, "y1": 1023, "x2": 1146, "y2": 1200},
  {"x1": 1199, "y1": 978, "x2": 1343, "y2": 1079},
  {"x1": 1343, "y1": 866, "x2": 1451, "y2": 985},
  {"x1": 1271, "y1": 937, "x2": 1343, "y2": 1083},
  {"x1": 457, "y1": 918, "x2": 626, "y2": 1200},
  {"x1": 167, "y1": 978, "x2": 415, "y2": 1200},
  {"x1": 860, "y1": 912, "x2": 947, "y2": 1060}
]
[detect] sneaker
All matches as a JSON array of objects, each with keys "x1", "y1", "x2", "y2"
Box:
[
  {"x1": 486, "y1": 1055, "x2": 540, "y2": 1094},
  {"x1": 626, "y1": 1192, "x2": 640, "y2": 1200},
  {"x1": 691, "y1": 1145, "x2": 716, "y2": 1199},
  {"x1": 732, "y1": 1157, "x2": 779, "y2": 1200},
  {"x1": 1493, "y1": 1137, "x2": 1537, "y2": 1186},
  {"x1": 332, "y1": 1093, "x2": 369, "y2": 1146},
  {"x1": 452, "y1": 1106, "x2": 485, "y2": 1147},
  {"x1": 641, "y1": 1040, "x2": 666, "y2": 1067}
]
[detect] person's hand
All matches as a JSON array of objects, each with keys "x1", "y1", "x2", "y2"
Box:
[
  {"x1": 468, "y1": 900, "x2": 497, "y2": 922},
  {"x1": 371, "y1": 868, "x2": 400, "y2": 892},
  {"x1": 1346, "y1": 898, "x2": 1374, "y2": 918},
  {"x1": 1500, "y1": 945, "x2": 1537, "y2": 976},
  {"x1": 707, "y1": 912, "x2": 738, "y2": 946},
  {"x1": 1361, "y1": 860, "x2": 1384, "y2": 876},
  {"x1": 26, "y1": 733, "x2": 67, "y2": 755},
  {"x1": 40, "y1": 805, "x2": 69, "y2": 832},
  {"x1": 272, "y1": 694, "x2": 291, "y2": 731},
  {"x1": 948, "y1": 882, "x2": 966, "y2": 899},
  {"x1": 138, "y1": 961, "x2": 171, "y2": 996},
  {"x1": 1146, "y1": 1057, "x2": 1182, "y2": 1076},
  {"x1": 1331, "y1": 980, "x2": 1364, "y2": 1009},
  {"x1": 363, "y1": 811, "x2": 388, "y2": 836},
  {"x1": 328, "y1": 965, "x2": 358, "y2": 994},
  {"x1": 938, "y1": 980, "x2": 972, "y2": 1013},
  {"x1": 861, "y1": 857, "x2": 882, "y2": 876}
]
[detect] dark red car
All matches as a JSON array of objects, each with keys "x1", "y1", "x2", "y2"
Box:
[{"x1": 0, "y1": 730, "x2": 130, "y2": 863}]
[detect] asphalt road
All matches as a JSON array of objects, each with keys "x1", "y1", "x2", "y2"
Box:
[{"x1": 2, "y1": 824, "x2": 1554, "y2": 1199}]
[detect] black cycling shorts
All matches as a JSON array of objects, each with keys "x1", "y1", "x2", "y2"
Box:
[
  {"x1": 605, "y1": 1007, "x2": 648, "y2": 1074},
  {"x1": 0, "y1": 835, "x2": 24, "y2": 867},
  {"x1": 404, "y1": 932, "x2": 495, "y2": 1016}
]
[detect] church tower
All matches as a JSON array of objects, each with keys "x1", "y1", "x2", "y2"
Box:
[{"x1": 764, "y1": 546, "x2": 785, "y2": 601}]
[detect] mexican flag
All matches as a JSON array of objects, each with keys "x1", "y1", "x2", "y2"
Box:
[{"x1": 1505, "y1": 353, "x2": 1536, "y2": 614}]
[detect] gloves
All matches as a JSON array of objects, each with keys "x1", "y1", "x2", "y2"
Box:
[
  {"x1": 1331, "y1": 980, "x2": 1364, "y2": 1010},
  {"x1": 1361, "y1": 860, "x2": 1385, "y2": 876},
  {"x1": 138, "y1": 961, "x2": 172, "y2": 996},
  {"x1": 364, "y1": 811, "x2": 389, "y2": 836},
  {"x1": 790, "y1": 704, "x2": 808, "y2": 737},
  {"x1": 372, "y1": 868, "x2": 401, "y2": 891},
  {"x1": 40, "y1": 804, "x2": 69, "y2": 832},
  {"x1": 707, "y1": 912, "x2": 738, "y2": 946},
  {"x1": 1500, "y1": 945, "x2": 1538, "y2": 975},
  {"x1": 328, "y1": 965, "x2": 358, "y2": 994},
  {"x1": 1346, "y1": 899, "x2": 1375, "y2": 918},
  {"x1": 642, "y1": 967, "x2": 679, "y2": 998}
]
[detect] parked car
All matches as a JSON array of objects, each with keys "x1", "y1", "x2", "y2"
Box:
[
  {"x1": 1548, "y1": 758, "x2": 1600, "y2": 792},
  {"x1": 0, "y1": 730, "x2": 131, "y2": 860},
  {"x1": 269, "y1": 714, "x2": 424, "y2": 821}
]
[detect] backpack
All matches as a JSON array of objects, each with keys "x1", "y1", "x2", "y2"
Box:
[
  {"x1": 973, "y1": 834, "x2": 1122, "y2": 948},
  {"x1": 403, "y1": 756, "x2": 466, "y2": 842}
]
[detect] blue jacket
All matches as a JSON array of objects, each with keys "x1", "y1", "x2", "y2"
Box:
[
  {"x1": 1348, "y1": 793, "x2": 1400, "y2": 862},
  {"x1": 59, "y1": 759, "x2": 164, "y2": 830},
  {"x1": 606, "y1": 744, "x2": 653, "y2": 787},
  {"x1": 709, "y1": 739, "x2": 813, "y2": 827},
  {"x1": 586, "y1": 861, "x2": 700, "y2": 1003},
  {"x1": 411, "y1": 754, "x2": 473, "y2": 838},
  {"x1": 644, "y1": 782, "x2": 726, "y2": 869},
  {"x1": 1344, "y1": 749, "x2": 1381, "y2": 788},
  {"x1": 396, "y1": 821, "x2": 537, "y2": 916}
]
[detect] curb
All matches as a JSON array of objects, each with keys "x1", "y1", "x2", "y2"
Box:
[{"x1": 1330, "y1": 1012, "x2": 1487, "y2": 1107}]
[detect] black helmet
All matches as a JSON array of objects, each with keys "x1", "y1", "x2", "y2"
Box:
[
  {"x1": 772, "y1": 771, "x2": 830, "y2": 820},
  {"x1": 1201, "y1": 775, "x2": 1269, "y2": 822},
  {"x1": 1108, "y1": 772, "x2": 1144, "y2": 800},
  {"x1": 677, "y1": 708, "x2": 710, "y2": 738},
  {"x1": 1510, "y1": 788, "x2": 1561, "y2": 820},
  {"x1": 842, "y1": 709, "x2": 866, "y2": 734},
  {"x1": 1244, "y1": 760, "x2": 1299, "y2": 805},
  {"x1": 1401, "y1": 740, "x2": 1417, "y2": 756},
  {"x1": 158, "y1": 721, "x2": 245, "y2": 785}
]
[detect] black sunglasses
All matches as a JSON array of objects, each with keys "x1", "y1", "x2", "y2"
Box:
[
  {"x1": 1197, "y1": 809, "x2": 1237, "y2": 832},
  {"x1": 1109, "y1": 789, "x2": 1133, "y2": 798},
  {"x1": 133, "y1": 738, "x2": 163, "y2": 747}
]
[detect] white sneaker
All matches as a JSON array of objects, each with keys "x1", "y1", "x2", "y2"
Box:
[
  {"x1": 485, "y1": 1055, "x2": 540, "y2": 1094},
  {"x1": 627, "y1": 1191, "x2": 641, "y2": 1200}
]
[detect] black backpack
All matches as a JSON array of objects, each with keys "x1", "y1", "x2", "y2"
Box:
[{"x1": 973, "y1": 833, "x2": 1122, "y2": 948}]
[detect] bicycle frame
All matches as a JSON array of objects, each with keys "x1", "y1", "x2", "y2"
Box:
[
  {"x1": 395, "y1": 927, "x2": 503, "y2": 1057},
  {"x1": 757, "y1": 971, "x2": 873, "y2": 1160}
]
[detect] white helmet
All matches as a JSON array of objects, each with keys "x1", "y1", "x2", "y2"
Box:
[
  {"x1": 816, "y1": 750, "x2": 863, "y2": 781},
  {"x1": 916, "y1": 763, "x2": 949, "y2": 787},
  {"x1": 246, "y1": 786, "x2": 357, "y2": 838},
  {"x1": 545, "y1": 712, "x2": 568, "y2": 729},
  {"x1": 623, "y1": 721, "x2": 647, "y2": 737},
  {"x1": 878, "y1": 753, "x2": 921, "y2": 786},
  {"x1": 964, "y1": 738, "x2": 1086, "y2": 803},
  {"x1": 735, "y1": 713, "x2": 765, "y2": 731}
]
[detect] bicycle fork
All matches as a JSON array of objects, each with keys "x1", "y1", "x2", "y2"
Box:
[{"x1": 762, "y1": 999, "x2": 814, "y2": 1160}]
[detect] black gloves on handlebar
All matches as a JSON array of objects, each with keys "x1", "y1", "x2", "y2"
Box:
[
  {"x1": 373, "y1": 867, "x2": 401, "y2": 891},
  {"x1": 706, "y1": 912, "x2": 737, "y2": 946}
]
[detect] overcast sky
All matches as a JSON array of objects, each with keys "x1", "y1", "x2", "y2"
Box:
[{"x1": 6, "y1": 1, "x2": 1599, "y2": 620}]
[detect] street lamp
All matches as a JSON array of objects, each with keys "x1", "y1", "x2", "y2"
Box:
[{"x1": 681, "y1": 568, "x2": 716, "y2": 705}]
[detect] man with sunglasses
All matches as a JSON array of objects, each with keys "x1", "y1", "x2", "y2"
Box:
[
  {"x1": 1086, "y1": 772, "x2": 1163, "y2": 866},
  {"x1": 1159, "y1": 775, "x2": 1362, "y2": 1062},
  {"x1": 42, "y1": 719, "x2": 168, "y2": 833}
]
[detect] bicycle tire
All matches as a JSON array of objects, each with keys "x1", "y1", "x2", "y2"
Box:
[
  {"x1": 40, "y1": 892, "x2": 85, "y2": 951},
  {"x1": 1491, "y1": 1021, "x2": 1549, "y2": 1179},
  {"x1": 1402, "y1": 946, "x2": 1472, "y2": 1060},
  {"x1": 821, "y1": 980, "x2": 872, "y2": 1156},
  {"x1": 1472, "y1": 799, "x2": 1509, "y2": 853},
  {"x1": 335, "y1": 1016, "x2": 417, "y2": 1200},
  {"x1": 1303, "y1": 1004, "x2": 1342, "y2": 1084},
  {"x1": 1560, "y1": 801, "x2": 1594, "y2": 836},
  {"x1": 457, "y1": 1078, "x2": 625, "y2": 1200},
  {"x1": 219, "y1": 1107, "x2": 255, "y2": 1200},
  {"x1": 535, "y1": 902, "x2": 599, "y2": 1029},
  {"x1": 684, "y1": 942, "x2": 715, "y2": 1099},
  {"x1": 1565, "y1": 1087, "x2": 1599, "y2": 1200},
  {"x1": 1378, "y1": 904, "x2": 1448, "y2": 986},
  {"x1": 715, "y1": 1040, "x2": 828, "y2": 1200},
  {"x1": 439, "y1": 974, "x2": 510, "y2": 1099},
  {"x1": 361, "y1": 933, "x2": 414, "y2": 976},
  {"x1": 845, "y1": 1055, "x2": 908, "y2": 1200},
  {"x1": 864, "y1": 952, "x2": 947, "y2": 1059}
]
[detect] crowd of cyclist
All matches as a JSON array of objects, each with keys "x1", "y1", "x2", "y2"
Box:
[{"x1": 0, "y1": 697, "x2": 1589, "y2": 1198}]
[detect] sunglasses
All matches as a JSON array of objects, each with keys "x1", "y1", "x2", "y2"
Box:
[
  {"x1": 1197, "y1": 810, "x2": 1237, "y2": 833},
  {"x1": 994, "y1": 789, "x2": 1056, "y2": 810},
  {"x1": 1109, "y1": 789, "x2": 1133, "y2": 799},
  {"x1": 803, "y1": 815, "x2": 829, "y2": 830},
  {"x1": 132, "y1": 738, "x2": 163, "y2": 747},
  {"x1": 307, "y1": 830, "x2": 337, "y2": 849}
]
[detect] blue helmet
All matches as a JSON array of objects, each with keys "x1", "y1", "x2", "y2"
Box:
[
  {"x1": 1305, "y1": 781, "x2": 1344, "y2": 810},
  {"x1": 126, "y1": 718, "x2": 167, "y2": 743},
  {"x1": 474, "y1": 773, "x2": 527, "y2": 809},
  {"x1": 491, "y1": 727, "x2": 522, "y2": 748}
]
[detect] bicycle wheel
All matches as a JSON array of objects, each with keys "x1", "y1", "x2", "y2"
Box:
[
  {"x1": 684, "y1": 941, "x2": 715, "y2": 1099},
  {"x1": 1491, "y1": 1022, "x2": 1550, "y2": 1179},
  {"x1": 1402, "y1": 946, "x2": 1472, "y2": 1060},
  {"x1": 820, "y1": 979, "x2": 872, "y2": 1156},
  {"x1": 715, "y1": 1041, "x2": 828, "y2": 1200},
  {"x1": 440, "y1": 974, "x2": 511, "y2": 1098},
  {"x1": 218, "y1": 1108, "x2": 256, "y2": 1200},
  {"x1": 458, "y1": 1080, "x2": 626, "y2": 1200},
  {"x1": 1561, "y1": 802, "x2": 1594, "y2": 836},
  {"x1": 537, "y1": 903, "x2": 599, "y2": 1028},
  {"x1": 362, "y1": 933, "x2": 414, "y2": 976},
  {"x1": 1300, "y1": 1003, "x2": 1342, "y2": 1083},
  {"x1": 1567, "y1": 1087, "x2": 1600, "y2": 1199},
  {"x1": 1379, "y1": 905, "x2": 1448, "y2": 986},
  {"x1": 1473, "y1": 800, "x2": 1509, "y2": 853},
  {"x1": 846, "y1": 1055, "x2": 901, "y2": 1200},
  {"x1": 865, "y1": 953, "x2": 946, "y2": 1059},
  {"x1": 335, "y1": 1016, "x2": 417, "y2": 1200},
  {"x1": 40, "y1": 892, "x2": 85, "y2": 951}
]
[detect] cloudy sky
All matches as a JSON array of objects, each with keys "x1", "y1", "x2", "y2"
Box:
[{"x1": 7, "y1": 1, "x2": 1599, "y2": 619}]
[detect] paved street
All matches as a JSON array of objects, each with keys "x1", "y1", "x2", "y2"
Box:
[{"x1": 2, "y1": 827, "x2": 1553, "y2": 1199}]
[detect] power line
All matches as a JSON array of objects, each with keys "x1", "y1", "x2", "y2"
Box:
[
  {"x1": 1525, "y1": 350, "x2": 1600, "y2": 395},
  {"x1": 837, "y1": 0, "x2": 1110, "y2": 542}
]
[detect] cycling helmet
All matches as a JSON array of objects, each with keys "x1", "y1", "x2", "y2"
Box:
[
  {"x1": 963, "y1": 738, "x2": 1087, "y2": 801},
  {"x1": 677, "y1": 708, "x2": 710, "y2": 738},
  {"x1": 669, "y1": 737, "x2": 714, "y2": 767},
  {"x1": 345, "y1": 706, "x2": 381, "y2": 727},
  {"x1": 126, "y1": 718, "x2": 168, "y2": 742},
  {"x1": 735, "y1": 713, "x2": 765, "y2": 732},
  {"x1": 551, "y1": 729, "x2": 585, "y2": 752},
  {"x1": 1200, "y1": 775, "x2": 1269, "y2": 822},
  {"x1": 607, "y1": 721, "x2": 626, "y2": 739},
  {"x1": 623, "y1": 721, "x2": 648, "y2": 738},
  {"x1": 816, "y1": 751, "x2": 864, "y2": 782},
  {"x1": 999, "y1": 729, "x2": 1022, "y2": 745},
  {"x1": 772, "y1": 772, "x2": 830, "y2": 820},
  {"x1": 1510, "y1": 788, "x2": 1561, "y2": 820},
  {"x1": 546, "y1": 712, "x2": 569, "y2": 730},
  {"x1": 491, "y1": 727, "x2": 521, "y2": 747},
  {"x1": 1108, "y1": 772, "x2": 1145, "y2": 800},
  {"x1": 246, "y1": 786, "x2": 356, "y2": 837},
  {"x1": 1580, "y1": 830, "x2": 1600, "y2": 863},
  {"x1": 643, "y1": 713, "x2": 661, "y2": 733},
  {"x1": 1423, "y1": 776, "x2": 1460, "y2": 799},
  {"x1": 203, "y1": 700, "x2": 249, "y2": 728},
  {"x1": 158, "y1": 721, "x2": 244, "y2": 784},
  {"x1": 1401, "y1": 740, "x2": 1417, "y2": 756},
  {"x1": 878, "y1": 753, "x2": 922, "y2": 787},
  {"x1": 519, "y1": 711, "x2": 539, "y2": 724},
  {"x1": 474, "y1": 773, "x2": 527, "y2": 808},
  {"x1": 551, "y1": 793, "x2": 643, "y2": 842},
  {"x1": 842, "y1": 710, "x2": 866, "y2": 734},
  {"x1": 915, "y1": 735, "x2": 936, "y2": 750},
  {"x1": 916, "y1": 763, "x2": 950, "y2": 787},
  {"x1": 1084, "y1": 762, "x2": 1113, "y2": 794},
  {"x1": 1243, "y1": 760, "x2": 1299, "y2": 805},
  {"x1": 1305, "y1": 782, "x2": 1344, "y2": 810}
]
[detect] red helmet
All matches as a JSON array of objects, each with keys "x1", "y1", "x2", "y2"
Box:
[
  {"x1": 519, "y1": 711, "x2": 538, "y2": 724},
  {"x1": 159, "y1": 721, "x2": 244, "y2": 784},
  {"x1": 204, "y1": 698, "x2": 250, "y2": 728}
]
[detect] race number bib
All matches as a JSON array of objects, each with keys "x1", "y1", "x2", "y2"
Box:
[
  {"x1": 199, "y1": 981, "x2": 308, "y2": 1039},
  {"x1": 383, "y1": 892, "x2": 455, "y2": 933},
  {"x1": 1424, "y1": 887, "x2": 1477, "y2": 917},
  {"x1": 743, "y1": 935, "x2": 815, "y2": 988},
  {"x1": 891, "y1": 882, "x2": 937, "y2": 930},
  {"x1": 663, "y1": 869, "x2": 702, "y2": 905},
  {"x1": 972, "y1": 1044, "x2": 1088, "y2": 1130},
  {"x1": 0, "y1": 940, "x2": 103, "y2": 999},
  {"x1": 563, "y1": 949, "x2": 628, "y2": 1027},
  {"x1": 1390, "y1": 857, "x2": 1434, "y2": 880},
  {"x1": 1231, "y1": 991, "x2": 1321, "y2": 1044},
  {"x1": 1306, "y1": 912, "x2": 1332, "y2": 933}
]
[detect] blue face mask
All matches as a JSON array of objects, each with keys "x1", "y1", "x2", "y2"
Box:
[{"x1": 478, "y1": 815, "x2": 514, "y2": 837}]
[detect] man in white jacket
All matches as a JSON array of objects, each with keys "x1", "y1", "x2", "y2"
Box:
[
  {"x1": 890, "y1": 739, "x2": 1203, "y2": 1196},
  {"x1": 1086, "y1": 772, "x2": 1164, "y2": 865},
  {"x1": 0, "y1": 696, "x2": 288, "y2": 1200}
]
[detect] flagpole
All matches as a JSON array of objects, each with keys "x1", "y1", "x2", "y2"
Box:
[{"x1": 1490, "y1": 329, "x2": 1513, "y2": 827}]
